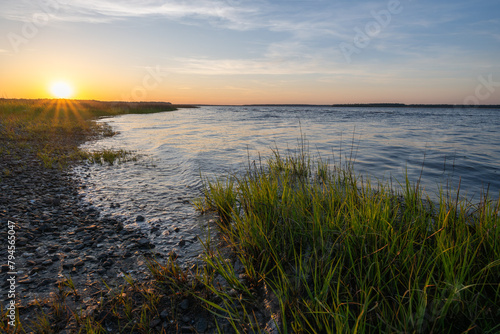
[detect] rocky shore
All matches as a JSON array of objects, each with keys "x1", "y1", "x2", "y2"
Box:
[
  {"x1": 0, "y1": 142, "x2": 249, "y2": 333},
  {"x1": 0, "y1": 137, "x2": 165, "y2": 323},
  {"x1": 0, "y1": 104, "x2": 223, "y2": 332}
]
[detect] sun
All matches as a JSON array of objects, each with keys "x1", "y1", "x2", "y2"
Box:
[{"x1": 50, "y1": 81, "x2": 74, "y2": 99}]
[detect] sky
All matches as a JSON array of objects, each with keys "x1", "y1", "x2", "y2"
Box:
[{"x1": 0, "y1": 0, "x2": 499, "y2": 105}]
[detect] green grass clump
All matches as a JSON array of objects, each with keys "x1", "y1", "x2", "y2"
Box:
[
  {"x1": 84, "y1": 149, "x2": 136, "y2": 165},
  {"x1": 198, "y1": 143, "x2": 500, "y2": 333}
]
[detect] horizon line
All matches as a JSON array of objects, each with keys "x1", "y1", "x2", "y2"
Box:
[{"x1": 1, "y1": 98, "x2": 499, "y2": 109}]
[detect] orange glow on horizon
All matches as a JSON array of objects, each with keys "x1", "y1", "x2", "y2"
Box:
[{"x1": 0, "y1": 74, "x2": 488, "y2": 106}]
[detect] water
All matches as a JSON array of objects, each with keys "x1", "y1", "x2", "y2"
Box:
[{"x1": 74, "y1": 106, "x2": 500, "y2": 263}]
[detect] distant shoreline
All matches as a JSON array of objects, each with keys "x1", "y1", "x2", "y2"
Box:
[
  {"x1": 239, "y1": 103, "x2": 500, "y2": 109},
  {"x1": 2, "y1": 99, "x2": 498, "y2": 109}
]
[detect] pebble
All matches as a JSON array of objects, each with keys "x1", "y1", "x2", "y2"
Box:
[
  {"x1": 74, "y1": 260, "x2": 85, "y2": 267},
  {"x1": 37, "y1": 278, "x2": 57, "y2": 287},
  {"x1": 180, "y1": 299, "x2": 190, "y2": 310},
  {"x1": 41, "y1": 259, "x2": 53, "y2": 266},
  {"x1": 137, "y1": 238, "x2": 150, "y2": 246},
  {"x1": 149, "y1": 318, "x2": 161, "y2": 328},
  {"x1": 19, "y1": 278, "x2": 34, "y2": 284},
  {"x1": 196, "y1": 318, "x2": 208, "y2": 333},
  {"x1": 160, "y1": 309, "x2": 169, "y2": 319},
  {"x1": 85, "y1": 255, "x2": 97, "y2": 262},
  {"x1": 62, "y1": 261, "x2": 74, "y2": 269},
  {"x1": 102, "y1": 260, "x2": 114, "y2": 268}
]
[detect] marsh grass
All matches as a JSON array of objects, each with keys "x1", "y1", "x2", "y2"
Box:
[
  {"x1": 197, "y1": 141, "x2": 500, "y2": 333},
  {"x1": 0, "y1": 98, "x2": 178, "y2": 170},
  {"x1": 84, "y1": 149, "x2": 137, "y2": 165}
]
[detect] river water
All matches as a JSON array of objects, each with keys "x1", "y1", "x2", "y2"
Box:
[{"x1": 74, "y1": 106, "x2": 500, "y2": 263}]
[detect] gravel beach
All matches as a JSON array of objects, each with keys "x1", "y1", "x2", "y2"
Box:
[
  {"x1": 0, "y1": 129, "x2": 163, "y2": 327},
  {"x1": 0, "y1": 100, "x2": 223, "y2": 333}
]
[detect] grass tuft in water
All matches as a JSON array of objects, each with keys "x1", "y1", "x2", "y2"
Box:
[{"x1": 84, "y1": 149, "x2": 136, "y2": 165}]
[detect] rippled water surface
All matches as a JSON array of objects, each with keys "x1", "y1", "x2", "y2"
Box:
[{"x1": 75, "y1": 106, "x2": 500, "y2": 262}]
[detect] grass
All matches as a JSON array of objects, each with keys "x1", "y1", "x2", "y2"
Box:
[
  {"x1": 84, "y1": 149, "x2": 137, "y2": 165},
  {"x1": 0, "y1": 98, "x2": 180, "y2": 170},
  {"x1": 196, "y1": 139, "x2": 500, "y2": 333}
]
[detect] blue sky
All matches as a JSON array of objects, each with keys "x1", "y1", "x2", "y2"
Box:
[{"x1": 1, "y1": 0, "x2": 499, "y2": 104}]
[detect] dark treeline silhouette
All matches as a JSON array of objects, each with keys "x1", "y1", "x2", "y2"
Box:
[
  {"x1": 331, "y1": 103, "x2": 500, "y2": 109},
  {"x1": 243, "y1": 103, "x2": 499, "y2": 108}
]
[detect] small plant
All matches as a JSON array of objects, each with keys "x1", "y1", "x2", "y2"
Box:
[
  {"x1": 37, "y1": 151, "x2": 58, "y2": 169},
  {"x1": 29, "y1": 312, "x2": 53, "y2": 333},
  {"x1": 84, "y1": 149, "x2": 135, "y2": 165},
  {"x1": 82, "y1": 318, "x2": 107, "y2": 334},
  {"x1": 202, "y1": 177, "x2": 238, "y2": 225},
  {"x1": 60, "y1": 276, "x2": 78, "y2": 298},
  {"x1": 146, "y1": 253, "x2": 191, "y2": 293}
]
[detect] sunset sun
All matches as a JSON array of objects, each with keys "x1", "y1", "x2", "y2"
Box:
[{"x1": 50, "y1": 81, "x2": 74, "y2": 99}]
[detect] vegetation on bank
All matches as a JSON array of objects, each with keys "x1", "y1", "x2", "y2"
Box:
[
  {"x1": 1, "y1": 99, "x2": 498, "y2": 332},
  {"x1": 0, "y1": 99, "x2": 180, "y2": 171},
  {"x1": 194, "y1": 141, "x2": 499, "y2": 333}
]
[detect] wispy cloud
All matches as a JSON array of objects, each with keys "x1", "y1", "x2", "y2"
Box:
[
  {"x1": 0, "y1": 1, "x2": 396, "y2": 37},
  {"x1": 0, "y1": 0, "x2": 259, "y2": 26},
  {"x1": 166, "y1": 53, "x2": 371, "y2": 77},
  {"x1": 167, "y1": 57, "x2": 299, "y2": 75}
]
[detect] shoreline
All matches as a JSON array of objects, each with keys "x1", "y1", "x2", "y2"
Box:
[
  {"x1": 1, "y1": 99, "x2": 220, "y2": 332},
  {"x1": 203, "y1": 103, "x2": 500, "y2": 109},
  {"x1": 0, "y1": 103, "x2": 162, "y2": 326}
]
